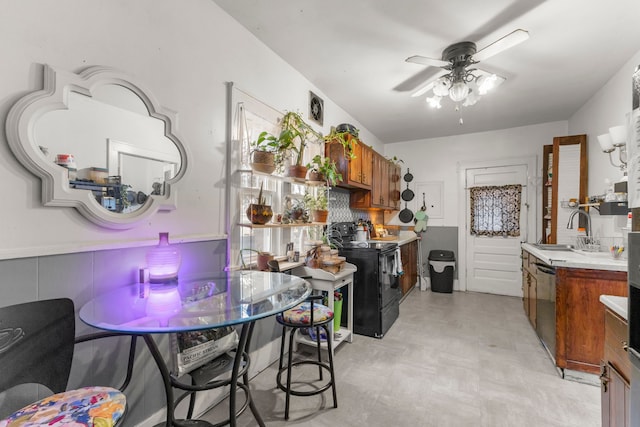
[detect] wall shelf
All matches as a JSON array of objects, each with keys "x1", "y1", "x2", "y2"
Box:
[
  {"x1": 239, "y1": 222, "x2": 328, "y2": 229},
  {"x1": 599, "y1": 201, "x2": 629, "y2": 215}
]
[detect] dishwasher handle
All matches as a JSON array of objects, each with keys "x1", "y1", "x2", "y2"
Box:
[{"x1": 534, "y1": 262, "x2": 556, "y2": 275}]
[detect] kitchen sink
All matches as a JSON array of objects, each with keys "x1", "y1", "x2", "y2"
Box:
[
  {"x1": 531, "y1": 243, "x2": 574, "y2": 251},
  {"x1": 571, "y1": 249, "x2": 617, "y2": 259}
]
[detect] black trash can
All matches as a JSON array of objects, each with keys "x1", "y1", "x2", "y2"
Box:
[{"x1": 428, "y1": 250, "x2": 456, "y2": 293}]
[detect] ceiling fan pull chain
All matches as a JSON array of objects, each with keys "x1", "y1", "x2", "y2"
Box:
[{"x1": 454, "y1": 104, "x2": 464, "y2": 125}]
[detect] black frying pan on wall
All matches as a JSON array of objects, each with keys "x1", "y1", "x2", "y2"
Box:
[
  {"x1": 401, "y1": 188, "x2": 414, "y2": 202},
  {"x1": 399, "y1": 205, "x2": 413, "y2": 223}
]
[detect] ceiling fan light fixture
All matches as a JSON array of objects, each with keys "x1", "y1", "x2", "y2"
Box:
[
  {"x1": 449, "y1": 81, "x2": 469, "y2": 102},
  {"x1": 426, "y1": 95, "x2": 442, "y2": 109},
  {"x1": 432, "y1": 77, "x2": 451, "y2": 97},
  {"x1": 462, "y1": 90, "x2": 478, "y2": 107},
  {"x1": 477, "y1": 74, "x2": 495, "y2": 95}
]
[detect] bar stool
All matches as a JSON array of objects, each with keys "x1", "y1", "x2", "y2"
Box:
[{"x1": 275, "y1": 294, "x2": 338, "y2": 420}]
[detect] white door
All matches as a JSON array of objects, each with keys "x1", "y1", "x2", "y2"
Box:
[{"x1": 465, "y1": 164, "x2": 528, "y2": 296}]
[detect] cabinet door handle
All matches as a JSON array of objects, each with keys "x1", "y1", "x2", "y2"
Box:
[
  {"x1": 622, "y1": 340, "x2": 629, "y2": 352},
  {"x1": 600, "y1": 364, "x2": 609, "y2": 392}
]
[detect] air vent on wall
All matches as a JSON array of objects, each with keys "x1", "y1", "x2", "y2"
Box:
[{"x1": 309, "y1": 91, "x2": 324, "y2": 126}]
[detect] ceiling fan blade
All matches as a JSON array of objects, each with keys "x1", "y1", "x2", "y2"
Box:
[
  {"x1": 411, "y1": 69, "x2": 448, "y2": 97},
  {"x1": 474, "y1": 29, "x2": 529, "y2": 62},
  {"x1": 406, "y1": 55, "x2": 449, "y2": 68}
]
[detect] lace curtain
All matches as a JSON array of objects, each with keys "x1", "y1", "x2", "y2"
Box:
[{"x1": 469, "y1": 184, "x2": 522, "y2": 237}]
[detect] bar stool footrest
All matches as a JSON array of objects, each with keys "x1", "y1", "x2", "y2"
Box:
[{"x1": 276, "y1": 360, "x2": 335, "y2": 397}]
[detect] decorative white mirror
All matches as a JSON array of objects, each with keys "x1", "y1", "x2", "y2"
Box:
[{"x1": 5, "y1": 65, "x2": 187, "y2": 229}]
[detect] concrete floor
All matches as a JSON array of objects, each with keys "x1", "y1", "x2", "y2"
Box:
[{"x1": 201, "y1": 289, "x2": 600, "y2": 426}]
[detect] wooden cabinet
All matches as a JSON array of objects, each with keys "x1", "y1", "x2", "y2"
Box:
[
  {"x1": 371, "y1": 151, "x2": 389, "y2": 208},
  {"x1": 326, "y1": 137, "x2": 401, "y2": 211},
  {"x1": 545, "y1": 135, "x2": 588, "y2": 244},
  {"x1": 556, "y1": 268, "x2": 628, "y2": 374},
  {"x1": 542, "y1": 144, "x2": 553, "y2": 243},
  {"x1": 326, "y1": 137, "x2": 372, "y2": 190},
  {"x1": 350, "y1": 152, "x2": 401, "y2": 210},
  {"x1": 601, "y1": 308, "x2": 630, "y2": 427},
  {"x1": 399, "y1": 240, "x2": 418, "y2": 296}
]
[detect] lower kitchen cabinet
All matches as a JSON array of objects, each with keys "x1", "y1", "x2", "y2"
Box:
[
  {"x1": 601, "y1": 307, "x2": 631, "y2": 427},
  {"x1": 399, "y1": 240, "x2": 418, "y2": 296},
  {"x1": 556, "y1": 268, "x2": 628, "y2": 375}
]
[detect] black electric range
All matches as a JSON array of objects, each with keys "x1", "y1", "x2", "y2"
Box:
[{"x1": 328, "y1": 222, "x2": 401, "y2": 338}]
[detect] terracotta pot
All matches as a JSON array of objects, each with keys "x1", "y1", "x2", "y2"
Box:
[
  {"x1": 251, "y1": 151, "x2": 276, "y2": 174},
  {"x1": 257, "y1": 252, "x2": 274, "y2": 271},
  {"x1": 311, "y1": 209, "x2": 328, "y2": 223},
  {"x1": 287, "y1": 165, "x2": 308, "y2": 180},
  {"x1": 307, "y1": 170, "x2": 324, "y2": 182},
  {"x1": 246, "y1": 204, "x2": 273, "y2": 225}
]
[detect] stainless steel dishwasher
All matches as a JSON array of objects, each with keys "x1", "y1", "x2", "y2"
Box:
[{"x1": 535, "y1": 262, "x2": 556, "y2": 362}]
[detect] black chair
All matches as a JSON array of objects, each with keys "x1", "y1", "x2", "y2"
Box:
[
  {"x1": 275, "y1": 294, "x2": 338, "y2": 420},
  {"x1": 0, "y1": 298, "x2": 137, "y2": 426}
]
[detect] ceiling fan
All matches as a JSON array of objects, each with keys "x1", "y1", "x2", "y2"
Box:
[{"x1": 406, "y1": 29, "x2": 529, "y2": 109}]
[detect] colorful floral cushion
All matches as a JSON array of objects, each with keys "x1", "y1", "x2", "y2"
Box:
[
  {"x1": 280, "y1": 302, "x2": 333, "y2": 325},
  {"x1": 0, "y1": 386, "x2": 125, "y2": 427}
]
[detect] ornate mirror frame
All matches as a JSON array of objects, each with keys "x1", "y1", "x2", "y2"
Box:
[{"x1": 5, "y1": 64, "x2": 188, "y2": 229}]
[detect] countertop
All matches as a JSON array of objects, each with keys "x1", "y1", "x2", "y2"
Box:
[
  {"x1": 369, "y1": 231, "x2": 418, "y2": 246},
  {"x1": 600, "y1": 295, "x2": 628, "y2": 320},
  {"x1": 522, "y1": 243, "x2": 627, "y2": 272}
]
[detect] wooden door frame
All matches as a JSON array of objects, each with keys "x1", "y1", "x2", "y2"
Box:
[{"x1": 457, "y1": 155, "x2": 538, "y2": 292}]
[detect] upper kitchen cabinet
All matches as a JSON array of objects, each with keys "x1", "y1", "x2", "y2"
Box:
[
  {"x1": 544, "y1": 135, "x2": 588, "y2": 244},
  {"x1": 350, "y1": 153, "x2": 401, "y2": 210},
  {"x1": 326, "y1": 135, "x2": 372, "y2": 190}
]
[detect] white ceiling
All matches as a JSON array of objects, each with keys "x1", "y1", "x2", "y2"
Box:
[{"x1": 213, "y1": 0, "x2": 640, "y2": 143}]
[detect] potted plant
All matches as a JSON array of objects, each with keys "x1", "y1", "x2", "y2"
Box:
[
  {"x1": 306, "y1": 155, "x2": 343, "y2": 186},
  {"x1": 245, "y1": 182, "x2": 273, "y2": 225},
  {"x1": 250, "y1": 131, "x2": 280, "y2": 174},
  {"x1": 239, "y1": 248, "x2": 274, "y2": 271},
  {"x1": 303, "y1": 187, "x2": 329, "y2": 223},
  {"x1": 323, "y1": 128, "x2": 358, "y2": 160},
  {"x1": 278, "y1": 111, "x2": 322, "y2": 179},
  {"x1": 281, "y1": 195, "x2": 309, "y2": 224}
]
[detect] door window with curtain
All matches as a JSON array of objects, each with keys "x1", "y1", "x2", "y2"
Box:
[{"x1": 469, "y1": 184, "x2": 522, "y2": 237}]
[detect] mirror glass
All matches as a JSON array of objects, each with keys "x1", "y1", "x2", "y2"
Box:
[{"x1": 33, "y1": 86, "x2": 182, "y2": 213}]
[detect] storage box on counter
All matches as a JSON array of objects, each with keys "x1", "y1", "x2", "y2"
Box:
[{"x1": 304, "y1": 241, "x2": 345, "y2": 273}]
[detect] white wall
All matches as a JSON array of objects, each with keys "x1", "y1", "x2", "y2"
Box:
[
  {"x1": 0, "y1": 0, "x2": 381, "y2": 259},
  {"x1": 384, "y1": 121, "x2": 568, "y2": 238},
  {"x1": 570, "y1": 49, "x2": 640, "y2": 192},
  {"x1": 569, "y1": 48, "x2": 640, "y2": 238}
]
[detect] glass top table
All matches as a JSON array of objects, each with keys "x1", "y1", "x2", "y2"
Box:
[
  {"x1": 79, "y1": 271, "x2": 311, "y2": 427},
  {"x1": 80, "y1": 270, "x2": 311, "y2": 333}
]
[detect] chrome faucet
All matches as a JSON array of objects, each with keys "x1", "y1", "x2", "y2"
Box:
[{"x1": 566, "y1": 209, "x2": 592, "y2": 237}]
